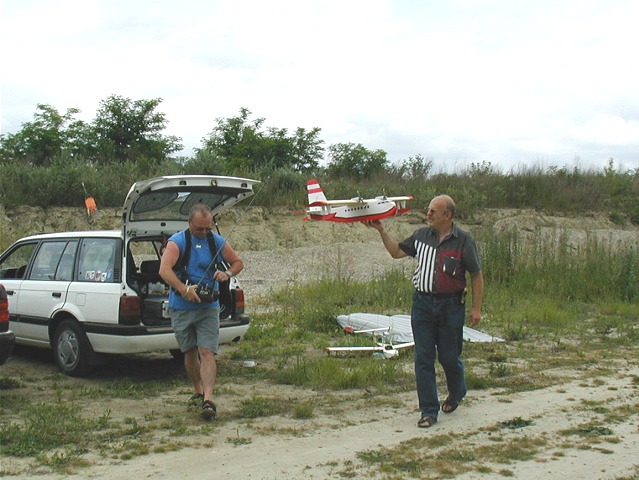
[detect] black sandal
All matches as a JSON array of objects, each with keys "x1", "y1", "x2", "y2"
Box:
[
  {"x1": 201, "y1": 400, "x2": 217, "y2": 420},
  {"x1": 442, "y1": 397, "x2": 459, "y2": 414},
  {"x1": 417, "y1": 415, "x2": 437, "y2": 428},
  {"x1": 188, "y1": 393, "x2": 204, "y2": 407}
]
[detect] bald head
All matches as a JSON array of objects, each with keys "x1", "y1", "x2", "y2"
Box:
[
  {"x1": 433, "y1": 195, "x2": 456, "y2": 218},
  {"x1": 426, "y1": 195, "x2": 456, "y2": 234}
]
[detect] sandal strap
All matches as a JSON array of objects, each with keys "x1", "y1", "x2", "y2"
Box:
[
  {"x1": 418, "y1": 415, "x2": 437, "y2": 427},
  {"x1": 201, "y1": 400, "x2": 217, "y2": 420}
]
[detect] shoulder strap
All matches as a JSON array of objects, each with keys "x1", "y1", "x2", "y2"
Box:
[
  {"x1": 173, "y1": 229, "x2": 191, "y2": 272},
  {"x1": 174, "y1": 229, "x2": 219, "y2": 272}
]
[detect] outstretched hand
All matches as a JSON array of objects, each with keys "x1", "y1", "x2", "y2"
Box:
[{"x1": 362, "y1": 220, "x2": 383, "y2": 231}]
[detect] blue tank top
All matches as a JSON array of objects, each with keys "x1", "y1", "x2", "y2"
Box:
[{"x1": 168, "y1": 230, "x2": 225, "y2": 310}]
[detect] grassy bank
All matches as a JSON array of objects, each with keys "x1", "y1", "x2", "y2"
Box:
[{"x1": 1, "y1": 159, "x2": 638, "y2": 224}]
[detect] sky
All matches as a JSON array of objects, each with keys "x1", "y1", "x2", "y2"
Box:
[{"x1": 1, "y1": 0, "x2": 638, "y2": 172}]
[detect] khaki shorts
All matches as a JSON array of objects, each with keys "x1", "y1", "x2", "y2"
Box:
[{"x1": 170, "y1": 307, "x2": 220, "y2": 354}]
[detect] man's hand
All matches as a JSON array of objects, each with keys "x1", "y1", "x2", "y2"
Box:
[
  {"x1": 362, "y1": 219, "x2": 383, "y2": 231},
  {"x1": 467, "y1": 309, "x2": 481, "y2": 328},
  {"x1": 183, "y1": 285, "x2": 201, "y2": 303}
]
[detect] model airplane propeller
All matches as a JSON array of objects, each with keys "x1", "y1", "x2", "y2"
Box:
[{"x1": 304, "y1": 179, "x2": 413, "y2": 223}]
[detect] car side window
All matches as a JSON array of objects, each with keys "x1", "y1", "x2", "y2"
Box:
[
  {"x1": 54, "y1": 242, "x2": 78, "y2": 281},
  {"x1": 29, "y1": 242, "x2": 67, "y2": 280},
  {"x1": 0, "y1": 242, "x2": 38, "y2": 279},
  {"x1": 78, "y1": 239, "x2": 118, "y2": 283}
]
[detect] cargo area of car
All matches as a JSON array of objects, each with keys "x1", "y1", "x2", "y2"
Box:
[{"x1": 126, "y1": 237, "x2": 237, "y2": 326}]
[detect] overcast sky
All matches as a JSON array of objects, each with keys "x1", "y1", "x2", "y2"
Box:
[{"x1": 1, "y1": 0, "x2": 638, "y2": 172}]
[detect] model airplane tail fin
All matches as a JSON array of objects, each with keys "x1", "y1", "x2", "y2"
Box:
[{"x1": 307, "y1": 179, "x2": 328, "y2": 206}]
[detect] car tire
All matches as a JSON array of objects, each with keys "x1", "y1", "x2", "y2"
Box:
[
  {"x1": 53, "y1": 319, "x2": 93, "y2": 377},
  {"x1": 169, "y1": 349, "x2": 184, "y2": 362}
]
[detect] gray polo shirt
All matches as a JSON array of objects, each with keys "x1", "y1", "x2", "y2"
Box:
[{"x1": 399, "y1": 223, "x2": 481, "y2": 294}]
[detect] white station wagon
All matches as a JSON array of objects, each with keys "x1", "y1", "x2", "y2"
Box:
[{"x1": 0, "y1": 175, "x2": 260, "y2": 376}]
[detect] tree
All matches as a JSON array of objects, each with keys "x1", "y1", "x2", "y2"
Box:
[
  {"x1": 390, "y1": 154, "x2": 433, "y2": 180},
  {"x1": 0, "y1": 104, "x2": 87, "y2": 166},
  {"x1": 326, "y1": 143, "x2": 389, "y2": 179},
  {"x1": 87, "y1": 95, "x2": 182, "y2": 164},
  {"x1": 197, "y1": 108, "x2": 324, "y2": 173}
]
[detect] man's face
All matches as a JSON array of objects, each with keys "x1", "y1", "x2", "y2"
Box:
[
  {"x1": 189, "y1": 213, "x2": 213, "y2": 240},
  {"x1": 426, "y1": 198, "x2": 450, "y2": 231}
]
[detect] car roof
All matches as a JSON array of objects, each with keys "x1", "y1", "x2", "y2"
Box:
[{"x1": 15, "y1": 230, "x2": 122, "y2": 242}]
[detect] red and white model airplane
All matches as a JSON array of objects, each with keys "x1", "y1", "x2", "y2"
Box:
[{"x1": 305, "y1": 179, "x2": 413, "y2": 223}]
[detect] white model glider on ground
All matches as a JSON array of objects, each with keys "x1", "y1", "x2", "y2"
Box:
[
  {"x1": 324, "y1": 326, "x2": 415, "y2": 359},
  {"x1": 305, "y1": 179, "x2": 413, "y2": 223},
  {"x1": 325, "y1": 313, "x2": 504, "y2": 357}
]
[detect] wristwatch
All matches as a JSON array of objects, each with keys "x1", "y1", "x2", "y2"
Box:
[{"x1": 225, "y1": 270, "x2": 233, "y2": 278}]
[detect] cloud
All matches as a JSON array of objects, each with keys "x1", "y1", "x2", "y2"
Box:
[{"x1": 1, "y1": 0, "x2": 638, "y2": 171}]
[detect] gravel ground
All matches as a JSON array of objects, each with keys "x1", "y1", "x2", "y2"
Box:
[{"x1": 238, "y1": 241, "x2": 415, "y2": 301}]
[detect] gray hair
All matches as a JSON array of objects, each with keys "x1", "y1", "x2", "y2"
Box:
[
  {"x1": 436, "y1": 195, "x2": 456, "y2": 217},
  {"x1": 188, "y1": 204, "x2": 213, "y2": 221}
]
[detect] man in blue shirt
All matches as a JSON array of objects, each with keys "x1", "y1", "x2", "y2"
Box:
[
  {"x1": 365, "y1": 194, "x2": 484, "y2": 428},
  {"x1": 160, "y1": 204, "x2": 244, "y2": 420}
]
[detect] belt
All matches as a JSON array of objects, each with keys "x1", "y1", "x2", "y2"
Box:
[{"x1": 418, "y1": 290, "x2": 463, "y2": 298}]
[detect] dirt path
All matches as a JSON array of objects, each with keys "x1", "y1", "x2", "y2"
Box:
[{"x1": 14, "y1": 362, "x2": 634, "y2": 480}]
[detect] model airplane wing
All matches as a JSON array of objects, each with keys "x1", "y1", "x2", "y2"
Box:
[
  {"x1": 308, "y1": 198, "x2": 367, "y2": 207},
  {"x1": 386, "y1": 196, "x2": 413, "y2": 202},
  {"x1": 337, "y1": 313, "x2": 505, "y2": 343}
]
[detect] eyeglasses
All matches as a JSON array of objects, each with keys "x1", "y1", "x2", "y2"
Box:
[{"x1": 190, "y1": 225, "x2": 212, "y2": 233}]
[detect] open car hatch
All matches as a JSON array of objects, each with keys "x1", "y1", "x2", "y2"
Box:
[{"x1": 122, "y1": 175, "x2": 260, "y2": 237}]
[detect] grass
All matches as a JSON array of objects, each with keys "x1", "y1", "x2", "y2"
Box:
[{"x1": 0, "y1": 230, "x2": 638, "y2": 477}]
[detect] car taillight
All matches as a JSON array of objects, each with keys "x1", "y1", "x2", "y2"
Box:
[
  {"x1": 0, "y1": 299, "x2": 8, "y2": 324},
  {"x1": 119, "y1": 295, "x2": 141, "y2": 325},
  {"x1": 232, "y1": 289, "x2": 245, "y2": 315},
  {"x1": 0, "y1": 285, "x2": 8, "y2": 324}
]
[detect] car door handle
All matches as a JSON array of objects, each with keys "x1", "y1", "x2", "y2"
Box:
[{"x1": 52, "y1": 292, "x2": 62, "y2": 298}]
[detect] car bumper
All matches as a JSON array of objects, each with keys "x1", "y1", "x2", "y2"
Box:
[
  {"x1": 86, "y1": 316, "x2": 250, "y2": 354},
  {"x1": 0, "y1": 330, "x2": 16, "y2": 366}
]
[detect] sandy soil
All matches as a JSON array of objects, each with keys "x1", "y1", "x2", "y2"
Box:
[
  {"x1": 5, "y1": 360, "x2": 636, "y2": 479},
  {"x1": 1, "y1": 208, "x2": 638, "y2": 479},
  {"x1": 115, "y1": 366, "x2": 638, "y2": 480}
]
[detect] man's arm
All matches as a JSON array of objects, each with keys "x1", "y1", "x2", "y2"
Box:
[
  {"x1": 214, "y1": 242, "x2": 244, "y2": 282},
  {"x1": 468, "y1": 271, "x2": 484, "y2": 327},
  {"x1": 362, "y1": 220, "x2": 407, "y2": 259}
]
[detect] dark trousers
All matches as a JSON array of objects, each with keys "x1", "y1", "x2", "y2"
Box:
[{"x1": 411, "y1": 290, "x2": 467, "y2": 418}]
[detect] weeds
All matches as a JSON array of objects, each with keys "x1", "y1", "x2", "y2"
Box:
[
  {"x1": 500, "y1": 417, "x2": 534, "y2": 429},
  {"x1": 0, "y1": 401, "x2": 111, "y2": 457}
]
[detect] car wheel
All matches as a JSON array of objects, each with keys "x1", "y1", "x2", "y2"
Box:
[
  {"x1": 169, "y1": 349, "x2": 184, "y2": 362},
  {"x1": 53, "y1": 320, "x2": 93, "y2": 377}
]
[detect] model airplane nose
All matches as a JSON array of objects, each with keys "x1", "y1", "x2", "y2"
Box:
[{"x1": 382, "y1": 348, "x2": 399, "y2": 359}]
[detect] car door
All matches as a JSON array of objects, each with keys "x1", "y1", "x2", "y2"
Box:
[
  {"x1": 67, "y1": 237, "x2": 122, "y2": 325},
  {"x1": 14, "y1": 240, "x2": 77, "y2": 345},
  {"x1": 0, "y1": 241, "x2": 38, "y2": 340}
]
